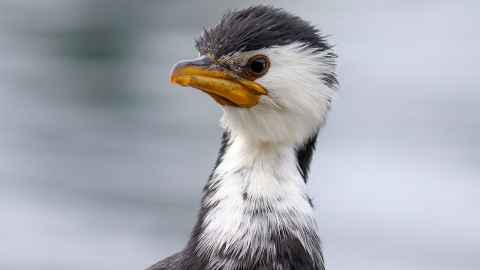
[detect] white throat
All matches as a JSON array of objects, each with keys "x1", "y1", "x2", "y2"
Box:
[{"x1": 196, "y1": 133, "x2": 322, "y2": 268}]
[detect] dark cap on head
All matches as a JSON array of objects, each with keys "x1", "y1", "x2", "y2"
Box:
[{"x1": 195, "y1": 5, "x2": 332, "y2": 58}]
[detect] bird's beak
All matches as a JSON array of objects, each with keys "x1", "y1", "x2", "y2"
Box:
[{"x1": 170, "y1": 56, "x2": 267, "y2": 107}]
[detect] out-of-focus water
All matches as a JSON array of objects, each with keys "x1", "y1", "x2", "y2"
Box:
[{"x1": 0, "y1": 1, "x2": 478, "y2": 269}]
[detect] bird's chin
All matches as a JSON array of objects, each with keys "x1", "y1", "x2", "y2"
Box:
[{"x1": 221, "y1": 104, "x2": 323, "y2": 145}]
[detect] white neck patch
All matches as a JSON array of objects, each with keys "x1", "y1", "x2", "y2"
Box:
[{"x1": 197, "y1": 135, "x2": 321, "y2": 268}]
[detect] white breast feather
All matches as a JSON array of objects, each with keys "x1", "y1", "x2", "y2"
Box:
[{"x1": 197, "y1": 136, "x2": 319, "y2": 268}]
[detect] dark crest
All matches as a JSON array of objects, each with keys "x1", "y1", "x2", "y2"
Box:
[{"x1": 195, "y1": 5, "x2": 332, "y2": 58}]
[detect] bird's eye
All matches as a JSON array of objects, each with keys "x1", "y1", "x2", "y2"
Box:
[{"x1": 246, "y1": 55, "x2": 270, "y2": 77}]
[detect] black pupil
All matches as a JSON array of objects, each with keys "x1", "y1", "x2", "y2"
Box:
[{"x1": 250, "y1": 58, "x2": 266, "y2": 73}]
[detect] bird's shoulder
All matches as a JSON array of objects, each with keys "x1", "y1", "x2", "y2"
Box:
[
  {"x1": 146, "y1": 250, "x2": 201, "y2": 270},
  {"x1": 145, "y1": 251, "x2": 184, "y2": 270}
]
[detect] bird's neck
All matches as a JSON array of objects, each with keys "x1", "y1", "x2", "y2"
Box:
[{"x1": 189, "y1": 131, "x2": 324, "y2": 270}]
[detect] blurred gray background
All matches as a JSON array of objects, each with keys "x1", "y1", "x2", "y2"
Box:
[{"x1": 0, "y1": 0, "x2": 478, "y2": 269}]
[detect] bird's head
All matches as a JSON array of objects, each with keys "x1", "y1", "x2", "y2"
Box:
[{"x1": 171, "y1": 6, "x2": 337, "y2": 145}]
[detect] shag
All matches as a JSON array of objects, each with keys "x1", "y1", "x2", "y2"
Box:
[{"x1": 148, "y1": 5, "x2": 337, "y2": 270}]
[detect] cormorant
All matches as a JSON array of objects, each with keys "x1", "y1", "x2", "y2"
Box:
[{"x1": 148, "y1": 5, "x2": 337, "y2": 270}]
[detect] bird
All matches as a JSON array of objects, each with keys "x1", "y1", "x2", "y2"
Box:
[{"x1": 147, "y1": 5, "x2": 337, "y2": 270}]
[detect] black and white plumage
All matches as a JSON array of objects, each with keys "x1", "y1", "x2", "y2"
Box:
[{"x1": 148, "y1": 5, "x2": 337, "y2": 270}]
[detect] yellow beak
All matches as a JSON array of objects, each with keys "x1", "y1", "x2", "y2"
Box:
[{"x1": 170, "y1": 56, "x2": 267, "y2": 107}]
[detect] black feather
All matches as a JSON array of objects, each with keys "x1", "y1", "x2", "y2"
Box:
[
  {"x1": 196, "y1": 5, "x2": 332, "y2": 58},
  {"x1": 296, "y1": 131, "x2": 319, "y2": 182}
]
